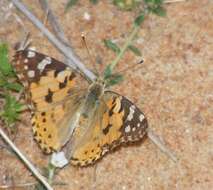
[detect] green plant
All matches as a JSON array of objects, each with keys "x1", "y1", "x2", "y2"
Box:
[
  {"x1": 103, "y1": 0, "x2": 166, "y2": 71},
  {"x1": 65, "y1": 0, "x2": 99, "y2": 11},
  {"x1": 65, "y1": 0, "x2": 166, "y2": 84},
  {"x1": 0, "y1": 43, "x2": 23, "y2": 127}
]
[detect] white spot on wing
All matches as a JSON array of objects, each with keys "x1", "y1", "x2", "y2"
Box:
[
  {"x1": 24, "y1": 65, "x2": 28, "y2": 70},
  {"x1": 127, "y1": 106, "x2": 135, "y2": 121},
  {"x1": 27, "y1": 51, "x2": 35, "y2": 58},
  {"x1": 130, "y1": 105, "x2": 136, "y2": 110},
  {"x1": 18, "y1": 74, "x2": 24, "y2": 80},
  {"x1": 137, "y1": 123, "x2": 140, "y2": 127},
  {"x1": 139, "y1": 114, "x2": 144, "y2": 122},
  {"x1": 125, "y1": 125, "x2": 131, "y2": 133},
  {"x1": 27, "y1": 70, "x2": 35, "y2": 78},
  {"x1": 24, "y1": 59, "x2": 28, "y2": 63},
  {"x1": 37, "y1": 57, "x2": 52, "y2": 72},
  {"x1": 56, "y1": 69, "x2": 71, "y2": 82}
]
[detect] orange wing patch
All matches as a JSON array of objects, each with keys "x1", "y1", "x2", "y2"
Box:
[{"x1": 32, "y1": 105, "x2": 65, "y2": 152}]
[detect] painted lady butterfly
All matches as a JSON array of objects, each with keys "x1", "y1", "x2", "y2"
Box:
[{"x1": 13, "y1": 48, "x2": 148, "y2": 166}]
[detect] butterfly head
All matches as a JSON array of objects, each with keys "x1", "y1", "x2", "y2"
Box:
[
  {"x1": 88, "y1": 78, "x2": 105, "y2": 101},
  {"x1": 81, "y1": 78, "x2": 105, "y2": 118}
]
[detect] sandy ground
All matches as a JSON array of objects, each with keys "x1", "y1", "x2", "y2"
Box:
[{"x1": 0, "y1": 0, "x2": 212, "y2": 190}]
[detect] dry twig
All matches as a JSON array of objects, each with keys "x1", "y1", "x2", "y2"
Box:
[
  {"x1": 147, "y1": 129, "x2": 178, "y2": 162},
  {"x1": 11, "y1": 0, "x2": 96, "y2": 82},
  {"x1": 38, "y1": 0, "x2": 79, "y2": 70},
  {"x1": 0, "y1": 128, "x2": 53, "y2": 190},
  {"x1": 164, "y1": 0, "x2": 187, "y2": 3},
  {"x1": 38, "y1": 0, "x2": 70, "y2": 46},
  {"x1": 0, "y1": 182, "x2": 37, "y2": 189}
]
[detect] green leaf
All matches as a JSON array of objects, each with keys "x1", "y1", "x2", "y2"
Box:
[
  {"x1": 1, "y1": 94, "x2": 23, "y2": 126},
  {"x1": 128, "y1": 45, "x2": 142, "y2": 56},
  {"x1": 106, "y1": 74, "x2": 124, "y2": 87},
  {"x1": 34, "y1": 183, "x2": 47, "y2": 190},
  {"x1": 5, "y1": 82, "x2": 23, "y2": 92},
  {"x1": 65, "y1": 0, "x2": 79, "y2": 11},
  {"x1": 113, "y1": 0, "x2": 126, "y2": 9},
  {"x1": 144, "y1": 0, "x2": 166, "y2": 16},
  {"x1": 0, "y1": 76, "x2": 7, "y2": 87},
  {"x1": 0, "y1": 43, "x2": 14, "y2": 77},
  {"x1": 103, "y1": 39, "x2": 121, "y2": 54},
  {"x1": 152, "y1": 6, "x2": 166, "y2": 16},
  {"x1": 90, "y1": 0, "x2": 99, "y2": 4},
  {"x1": 103, "y1": 64, "x2": 113, "y2": 79},
  {"x1": 0, "y1": 77, "x2": 22, "y2": 92},
  {"x1": 104, "y1": 65, "x2": 124, "y2": 86},
  {"x1": 134, "y1": 13, "x2": 145, "y2": 27},
  {"x1": 113, "y1": 0, "x2": 138, "y2": 10},
  {"x1": 144, "y1": 0, "x2": 164, "y2": 6}
]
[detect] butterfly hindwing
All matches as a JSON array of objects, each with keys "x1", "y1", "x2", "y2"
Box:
[
  {"x1": 70, "y1": 91, "x2": 148, "y2": 166},
  {"x1": 13, "y1": 49, "x2": 87, "y2": 153}
]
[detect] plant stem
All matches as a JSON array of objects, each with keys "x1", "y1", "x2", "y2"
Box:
[
  {"x1": 109, "y1": 25, "x2": 140, "y2": 72},
  {"x1": 47, "y1": 164, "x2": 56, "y2": 185}
]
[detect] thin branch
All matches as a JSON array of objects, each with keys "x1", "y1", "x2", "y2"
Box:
[
  {"x1": 11, "y1": 0, "x2": 96, "y2": 82},
  {"x1": 109, "y1": 25, "x2": 140, "y2": 72},
  {"x1": 164, "y1": 0, "x2": 187, "y2": 3},
  {"x1": 147, "y1": 129, "x2": 178, "y2": 162},
  {"x1": 38, "y1": 0, "x2": 78, "y2": 72},
  {"x1": 0, "y1": 128, "x2": 53, "y2": 190},
  {"x1": 0, "y1": 182, "x2": 36, "y2": 189},
  {"x1": 38, "y1": 0, "x2": 70, "y2": 46}
]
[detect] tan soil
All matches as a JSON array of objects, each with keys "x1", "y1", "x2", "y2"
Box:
[{"x1": 0, "y1": 0, "x2": 212, "y2": 190}]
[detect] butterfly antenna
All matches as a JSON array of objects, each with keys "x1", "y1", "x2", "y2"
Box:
[
  {"x1": 15, "y1": 32, "x2": 31, "y2": 51},
  {"x1": 81, "y1": 33, "x2": 99, "y2": 76},
  {"x1": 115, "y1": 59, "x2": 144, "y2": 75}
]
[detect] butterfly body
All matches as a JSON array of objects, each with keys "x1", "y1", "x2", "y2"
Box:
[
  {"x1": 13, "y1": 49, "x2": 148, "y2": 166},
  {"x1": 81, "y1": 79, "x2": 105, "y2": 117}
]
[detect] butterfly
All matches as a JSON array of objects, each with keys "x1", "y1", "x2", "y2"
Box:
[{"x1": 13, "y1": 48, "x2": 148, "y2": 166}]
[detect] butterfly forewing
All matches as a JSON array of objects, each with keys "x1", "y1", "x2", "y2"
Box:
[{"x1": 13, "y1": 49, "x2": 88, "y2": 152}]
